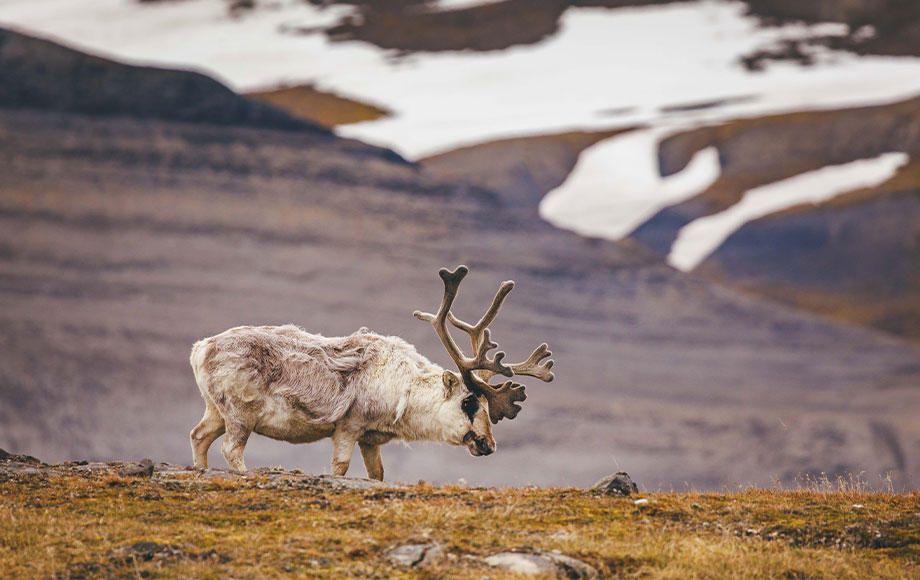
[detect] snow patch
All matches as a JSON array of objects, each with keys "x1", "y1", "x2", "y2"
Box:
[
  {"x1": 4, "y1": 1, "x2": 920, "y2": 159},
  {"x1": 431, "y1": 0, "x2": 507, "y2": 12},
  {"x1": 667, "y1": 152, "x2": 909, "y2": 271},
  {"x1": 540, "y1": 129, "x2": 720, "y2": 240}
]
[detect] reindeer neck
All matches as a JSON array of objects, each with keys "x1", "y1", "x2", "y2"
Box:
[{"x1": 387, "y1": 365, "x2": 456, "y2": 443}]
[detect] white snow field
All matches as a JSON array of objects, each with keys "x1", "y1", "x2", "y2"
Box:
[
  {"x1": 540, "y1": 130, "x2": 721, "y2": 240},
  {"x1": 667, "y1": 152, "x2": 910, "y2": 271},
  {"x1": 2, "y1": 0, "x2": 920, "y2": 250},
  {"x1": 432, "y1": 0, "x2": 508, "y2": 12}
]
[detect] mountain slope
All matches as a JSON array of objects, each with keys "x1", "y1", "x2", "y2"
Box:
[
  {"x1": 630, "y1": 96, "x2": 920, "y2": 341},
  {"x1": 1, "y1": 30, "x2": 919, "y2": 489},
  {"x1": 700, "y1": 161, "x2": 920, "y2": 340},
  {"x1": 0, "y1": 27, "x2": 326, "y2": 133}
]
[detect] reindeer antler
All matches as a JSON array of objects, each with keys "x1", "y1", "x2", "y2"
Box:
[{"x1": 414, "y1": 265, "x2": 554, "y2": 424}]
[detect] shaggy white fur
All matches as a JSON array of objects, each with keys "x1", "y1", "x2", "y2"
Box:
[{"x1": 189, "y1": 325, "x2": 495, "y2": 479}]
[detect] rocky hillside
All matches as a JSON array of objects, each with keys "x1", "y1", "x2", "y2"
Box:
[
  {"x1": 310, "y1": 0, "x2": 920, "y2": 57},
  {"x1": 631, "y1": 96, "x2": 920, "y2": 340},
  {"x1": 2, "y1": 29, "x2": 920, "y2": 490},
  {"x1": 0, "y1": 27, "x2": 325, "y2": 133},
  {"x1": 420, "y1": 128, "x2": 636, "y2": 208},
  {"x1": 745, "y1": 0, "x2": 920, "y2": 57},
  {"x1": 700, "y1": 165, "x2": 920, "y2": 340}
]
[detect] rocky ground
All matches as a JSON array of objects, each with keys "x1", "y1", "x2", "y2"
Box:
[{"x1": 2, "y1": 450, "x2": 918, "y2": 579}]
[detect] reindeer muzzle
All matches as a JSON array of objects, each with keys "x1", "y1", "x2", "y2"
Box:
[{"x1": 464, "y1": 430, "x2": 495, "y2": 457}]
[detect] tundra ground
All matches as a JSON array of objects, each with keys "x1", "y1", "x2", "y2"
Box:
[{"x1": 1, "y1": 461, "x2": 918, "y2": 579}]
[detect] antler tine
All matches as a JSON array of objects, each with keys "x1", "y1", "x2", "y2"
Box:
[
  {"x1": 476, "y1": 378, "x2": 527, "y2": 424},
  {"x1": 413, "y1": 265, "x2": 513, "y2": 380},
  {"x1": 413, "y1": 266, "x2": 468, "y2": 367},
  {"x1": 447, "y1": 279, "x2": 555, "y2": 384},
  {"x1": 416, "y1": 266, "x2": 552, "y2": 424},
  {"x1": 447, "y1": 280, "x2": 514, "y2": 349},
  {"x1": 509, "y1": 343, "x2": 555, "y2": 382}
]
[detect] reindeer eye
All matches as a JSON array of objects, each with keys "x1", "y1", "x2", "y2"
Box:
[{"x1": 461, "y1": 395, "x2": 479, "y2": 421}]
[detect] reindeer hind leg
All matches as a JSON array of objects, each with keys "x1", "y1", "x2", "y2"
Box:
[
  {"x1": 221, "y1": 422, "x2": 252, "y2": 472},
  {"x1": 190, "y1": 398, "x2": 225, "y2": 469}
]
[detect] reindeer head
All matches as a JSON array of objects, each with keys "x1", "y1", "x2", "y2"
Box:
[{"x1": 414, "y1": 265, "x2": 555, "y2": 457}]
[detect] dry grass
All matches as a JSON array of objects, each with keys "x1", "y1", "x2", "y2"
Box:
[{"x1": 1, "y1": 470, "x2": 918, "y2": 579}]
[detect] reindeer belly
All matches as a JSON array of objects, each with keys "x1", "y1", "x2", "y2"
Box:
[{"x1": 253, "y1": 397, "x2": 334, "y2": 444}]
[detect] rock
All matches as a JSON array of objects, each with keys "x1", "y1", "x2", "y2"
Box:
[
  {"x1": 484, "y1": 551, "x2": 597, "y2": 578},
  {"x1": 111, "y1": 541, "x2": 184, "y2": 563},
  {"x1": 318, "y1": 475, "x2": 404, "y2": 491},
  {"x1": 118, "y1": 459, "x2": 154, "y2": 478},
  {"x1": 540, "y1": 551, "x2": 599, "y2": 579},
  {"x1": 484, "y1": 552, "x2": 558, "y2": 576},
  {"x1": 75, "y1": 462, "x2": 112, "y2": 472},
  {"x1": 109, "y1": 541, "x2": 229, "y2": 564},
  {"x1": 0, "y1": 448, "x2": 41, "y2": 464},
  {"x1": 0, "y1": 462, "x2": 44, "y2": 477},
  {"x1": 201, "y1": 468, "x2": 243, "y2": 480},
  {"x1": 591, "y1": 472, "x2": 638, "y2": 496},
  {"x1": 387, "y1": 543, "x2": 444, "y2": 568}
]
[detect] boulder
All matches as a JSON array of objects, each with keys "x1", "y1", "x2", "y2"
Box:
[
  {"x1": 387, "y1": 543, "x2": 444, "y2": 568},
  {"x1": 591, "y1": 471, "x2": 638, "y2": 496},
  {"x1": 118, "y1": 459, "x2": 155, "y2": 478},
  {"x1": 484, "y1": 550, "x2": 598, "y2": 578}
]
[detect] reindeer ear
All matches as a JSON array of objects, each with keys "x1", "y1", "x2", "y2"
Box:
[{"x1": 442, "y1": 371, "x2": 460, "y2": 397}]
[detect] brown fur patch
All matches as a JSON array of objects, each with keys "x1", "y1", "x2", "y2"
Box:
[
  {"x1": 283, "y1": 394, "x2": 320, "y2": 421},
  {"x1": 359, "y1": 430, "x2": 396, "y2": 446},
  {"x1": 247, "y1": 340, "x2": 284, "y2": 385},
  {"x1": 201, "y1": 340, "x2": 219, "y2": 375}
]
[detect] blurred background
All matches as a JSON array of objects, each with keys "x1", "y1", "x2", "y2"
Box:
[{"x1": 0, "y1": 0, "x2": 918, "y2": 489}]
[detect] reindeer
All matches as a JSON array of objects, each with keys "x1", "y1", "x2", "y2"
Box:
[{"x1": 189, "y1": 265, "x2": 554, "y2": 480}]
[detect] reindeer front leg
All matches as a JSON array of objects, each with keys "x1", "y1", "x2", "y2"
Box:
[
  {"x1": 331, "y1": 427, "x2": 359, "y2": 477},
  {"x1": 359, "y1": 442, "x2": 384, "y2": 481}
]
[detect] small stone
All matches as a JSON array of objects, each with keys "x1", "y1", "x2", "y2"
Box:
[
  {"x1": 634, "y1": 498, "x2": 649, "y2": 506},
  {"x1": 387, "y1": 543, "x2": 443, "y2": 568},
  {"x1": 318, "y1": 474, "x2": 406, "y2": 490},
  {"x1": 539, "y1": 551, "x2": 598, "y2": 579},
  {"x1": 119, "y1": 459, "x2": 154, "y2": 478},
  {"x1": 202, "y1": 468, "x2": 243, "y2": 480},
  {"x1": 111, "y1": 541, "x2": 184, "y2": 563},
  {"x1": 484, "y1": 551, "x2": 597, "y2": 578},
  {"x1": 484, "y1": 552, "x2": 558, "y2": 576},
  {"x1": 591, "y1": 471, "x2": 639, "y2": 496}
]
